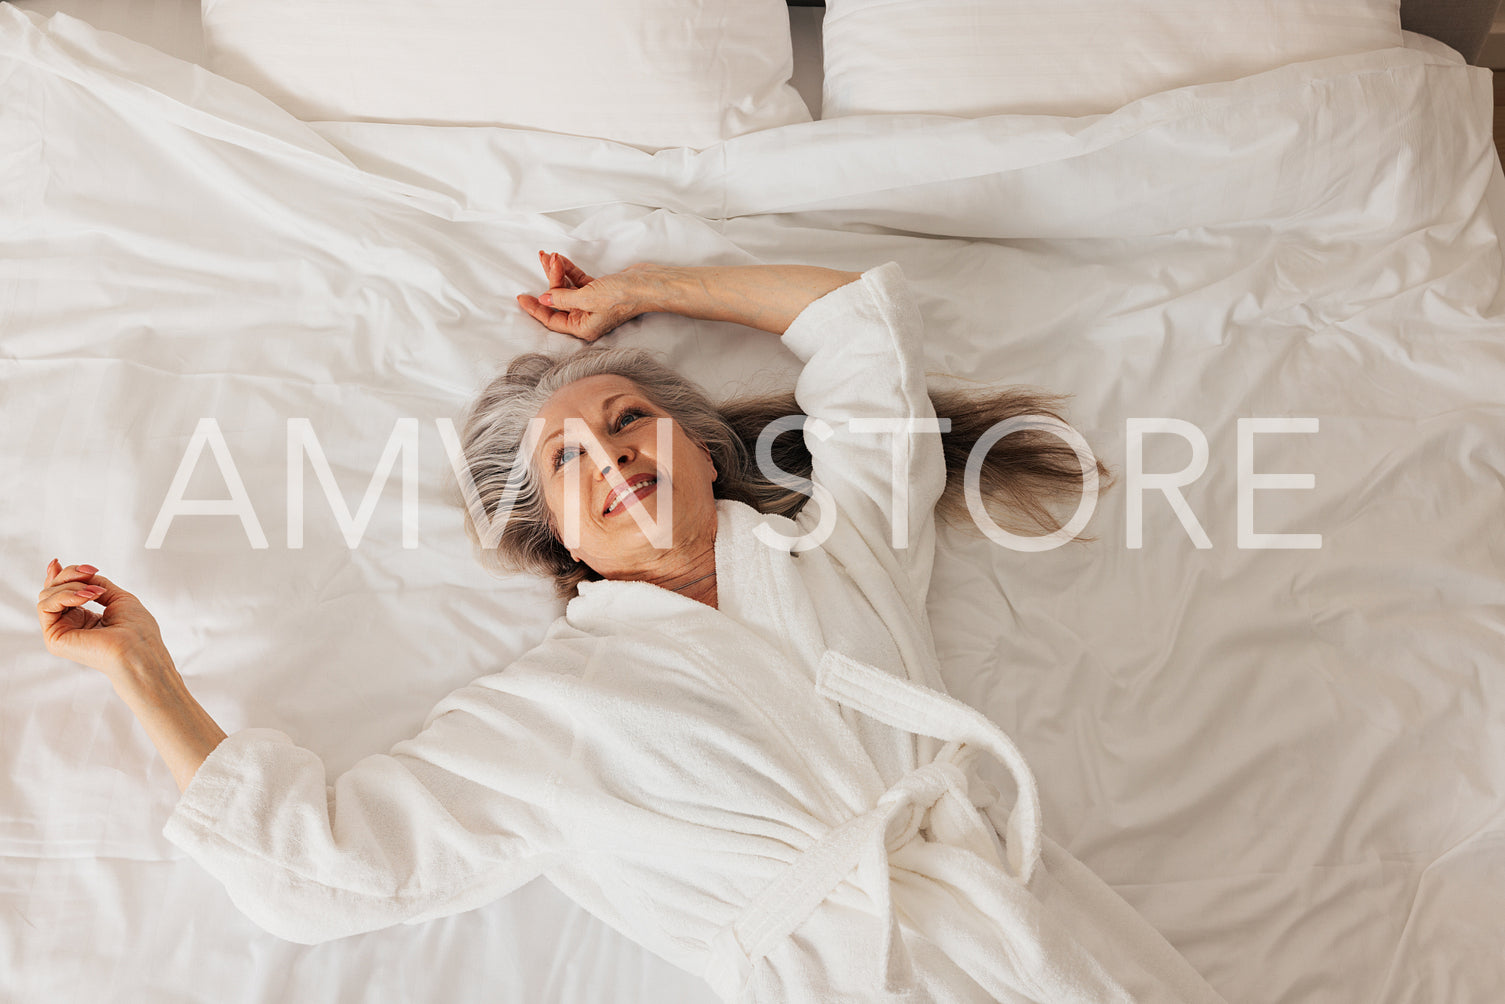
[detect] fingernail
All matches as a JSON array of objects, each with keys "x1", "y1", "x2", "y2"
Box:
[
  {"x1": 79, "y1": 565, "x2": 98, "y2": 574},
  {"x1": 539, "y1": 293, "x2": 553, "y2": 306},
  {"x1": 80, "y1": 587, "x2": 102, "y2": 597}
]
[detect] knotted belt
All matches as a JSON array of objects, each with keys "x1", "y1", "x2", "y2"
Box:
[{"x1": 704, "y1": 648, "x2": 1044, "y2": 1001}]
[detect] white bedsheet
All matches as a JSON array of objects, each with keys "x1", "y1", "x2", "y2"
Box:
[{"x1": 2, "y1": 7, "x2": 1503, "y2": 1002}]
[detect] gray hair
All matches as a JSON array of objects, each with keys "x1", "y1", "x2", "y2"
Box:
[{"x1": 445, "y1": 345, "x2": 1115, "y2": 602}]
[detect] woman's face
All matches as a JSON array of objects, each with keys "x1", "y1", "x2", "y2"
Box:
[{"x1": 531, "y1": 374, "x2": 718, "y2": 576}]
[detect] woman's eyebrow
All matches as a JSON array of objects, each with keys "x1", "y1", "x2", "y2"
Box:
[{"x1": 540, "y1": 392, "x2": 639, "y2": 453}]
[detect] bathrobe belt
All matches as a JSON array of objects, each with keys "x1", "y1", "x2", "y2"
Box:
[{"x1": 704, "y1": 648, "x2": 1044, "y2": 1000}]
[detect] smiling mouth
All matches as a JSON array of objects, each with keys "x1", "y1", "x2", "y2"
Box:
[{"x1": 604, "y1": 477, "x2": 658, "y2": 516}]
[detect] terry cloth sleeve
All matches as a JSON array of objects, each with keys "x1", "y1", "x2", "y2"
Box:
[
  {"x1": 779, "y1": 260, "x2": 947, "y2": 607},
  {"x1": 160, "y1": 675, "x2": 564, "y2": 945}
]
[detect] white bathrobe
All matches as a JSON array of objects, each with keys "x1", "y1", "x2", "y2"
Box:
[{"x1": 162, "y1": 261, "x2": 1227, "y2": 1004}]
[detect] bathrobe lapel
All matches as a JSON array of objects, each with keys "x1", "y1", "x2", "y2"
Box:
[
  {"x1": 568, "y1": 497, "x2": 952, "y2": 799},
  {"x1": 564, "y1": 497, "x2": 892, "y2": 814}
]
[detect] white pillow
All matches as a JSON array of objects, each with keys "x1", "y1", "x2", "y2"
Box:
[
  {"x1": 820, "y1": 0, "x2": 1404, "y2": 118},
  {"x1": 201, "y1": 0, "x2": 812, "y2": 151}
]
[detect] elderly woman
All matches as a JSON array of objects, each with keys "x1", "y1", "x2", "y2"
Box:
[{"x1": 37, "y1": 255, "x2": 1224, "y2": 1003}]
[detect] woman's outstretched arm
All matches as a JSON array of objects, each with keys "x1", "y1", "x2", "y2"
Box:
[
  {"x1": 518, "y1": 251, "x2": 862, "y2": 340},
  {"x1": 648, "y1": 263, "x2": 865, "y2": 335},
  {"x1": 40, "y1": 561, "x2": 552, "y2": 945}
]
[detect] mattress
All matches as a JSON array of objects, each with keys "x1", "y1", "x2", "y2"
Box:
[{"x1": 2, "y1": 3, "x2": 1503, "y2": 1003}]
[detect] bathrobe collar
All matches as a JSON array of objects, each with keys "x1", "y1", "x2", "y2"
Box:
[{"x1": 565, "y1": 497, "x2": 817, "y2": 647}]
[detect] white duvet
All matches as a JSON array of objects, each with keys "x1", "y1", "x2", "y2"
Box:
[{"x1": 2, "y1": 7, "x2": 1503, "y2": 1002}]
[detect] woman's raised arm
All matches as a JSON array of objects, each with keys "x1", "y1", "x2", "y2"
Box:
[
  {"x1": 519, "y1": 251, "x2": 862, "y2": 340},
  {"x1": 648, "y1": 263, "x2": 865, "y2": 335}
]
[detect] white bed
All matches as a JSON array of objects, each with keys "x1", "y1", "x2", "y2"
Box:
[{"x1": 3, "y1": 1, "x2": 1503, "y2": 1001}]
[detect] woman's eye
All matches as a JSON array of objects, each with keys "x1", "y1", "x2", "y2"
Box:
[{"x1": 552, "y1": 410, "x2": 644, "y2": 471}]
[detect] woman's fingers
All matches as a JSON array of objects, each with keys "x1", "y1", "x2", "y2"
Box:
[
  {"x1": 44, "y1": 558, "x2": 98, "y2": 588},
  {"x1": 73, "y1": 573, "x2": 125, "y2": 606},
  {"x1": 556, "y1": 254, "x2": 593, "y2": 289},
  {"x1": 541, "y1": 251, "x2": 563, "y2": 288},
  {"x1": 538, "y1": 251, "x2": 589, "y2": 291},
  {"x1": 515, "y1": 293, "x2": 576, "y2": 331},
  {"x1": 38, "y1": 583, "x2": 104, "y2": 613},
  {"x1": 515, "y1": 293, "x2": 547, "y2": 320},
  {"x1": 38, "y1": 561, "x2": 118, "y2": 621},
  {"x1": 37, "y1": 583, "x2": 106, "y2": 647},
  {"x1": 536, "y1": 251, "x2": 561, "y2": 294},
  {"x1": 523, "y1": 252, "x2": 585, "y2": 322},
  {"x1": 514, "y1": 294, "x2": 581, "y2": 337},
  {"x1": 40, "y1": 561, "x2": 104, "y2": 615}
]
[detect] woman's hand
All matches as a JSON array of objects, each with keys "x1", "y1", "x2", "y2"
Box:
[
  {"x1": 516, "y1": 251, "x2": 673, "y2": 343},
  {"x1": 39, "y1": 559, "x2": 225, "y2": 795},
  {"x1": 37, "y1": 559, "x2": 171, "y2": 686}
]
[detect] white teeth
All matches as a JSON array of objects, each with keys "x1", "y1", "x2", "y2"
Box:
[{"x1": 606, "y1": 478, "x2": 655, "y2": 514}]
